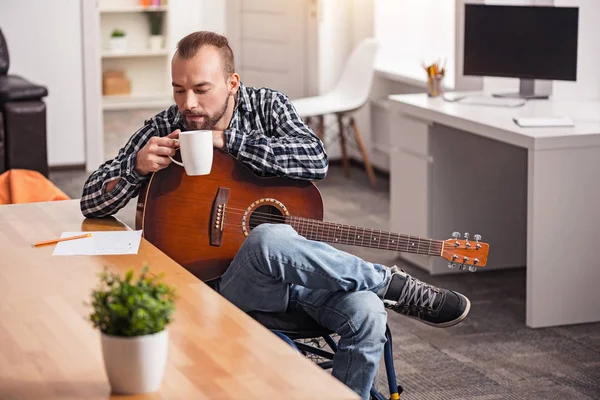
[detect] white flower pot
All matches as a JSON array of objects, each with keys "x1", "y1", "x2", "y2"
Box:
[
  {"x1": 101, "y1": 330, "x2": 168, "y2": 394},
  {"x1": 109, "y1": 37, "x2": 127, "y2": 53},
  {"x1": 148, "y1": 35, "x2": 164, "y2": 51}
]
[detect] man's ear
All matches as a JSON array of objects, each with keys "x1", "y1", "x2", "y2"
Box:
[{"x1": 228, "y1": 73, "x2": 240, "y2": 95}]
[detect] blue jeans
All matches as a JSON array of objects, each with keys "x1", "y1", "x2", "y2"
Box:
[{"x1": 216, "y1": 224, "x2": 392, "y2": 400}]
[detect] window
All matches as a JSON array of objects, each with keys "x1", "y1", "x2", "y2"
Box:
[{"x1": 374, "y1": 0, "x2": 456, "y2": 88}]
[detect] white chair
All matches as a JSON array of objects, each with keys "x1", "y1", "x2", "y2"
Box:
[{"x1": 292, "y1": 38, "x2": 379, "y2": 187}]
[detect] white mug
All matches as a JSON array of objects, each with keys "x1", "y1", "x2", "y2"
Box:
[{"x1": 169, "y1": 130, "x2": 213, "y2": 176}]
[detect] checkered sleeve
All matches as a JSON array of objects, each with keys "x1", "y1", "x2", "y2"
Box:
[
  {"x1": 224, "y1": 91, "x2": 328, "y2": 180},
  {"x1": 80, "y1": 123, "x2": 156, "y2": 218}
]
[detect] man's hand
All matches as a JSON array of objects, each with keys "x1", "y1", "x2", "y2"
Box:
[
  {"x1": 135, "y1": 130, "x2": 180, "y2": 176},
  {"x1": 212, "y1": 130, "x2": 226, "y2": 149}
]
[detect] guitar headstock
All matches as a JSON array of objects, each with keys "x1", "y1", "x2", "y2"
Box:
[{"x1": 441, "y1": 232, "x2": 489, "y2": 272}]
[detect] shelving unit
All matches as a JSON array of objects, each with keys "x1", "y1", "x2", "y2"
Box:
[
  {"x1": 101, "y1": 49, "x2": 169, "y2": 58},
  {"x1": 99, "y1": 5, "x2": 168, "y2": 13},
  {"x1": 98, "y1": 0, "x2": 172, "y2": 110}
]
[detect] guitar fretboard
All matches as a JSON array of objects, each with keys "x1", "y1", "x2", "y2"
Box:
[{"x1": 286, "y1": 216, "x2": 442, "y2": 256}]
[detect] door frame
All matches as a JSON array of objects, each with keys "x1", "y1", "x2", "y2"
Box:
[
  {"x1": 81, "y1": 0, "x2": 104, "y2": 172},
  {"x1": 225, "y1": 0, "x2": 320, "y2": 97}
]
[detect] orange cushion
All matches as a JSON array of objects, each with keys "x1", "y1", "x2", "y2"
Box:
[{"x1": 0, "y1": 169, "x2": 70, "y2": 205}]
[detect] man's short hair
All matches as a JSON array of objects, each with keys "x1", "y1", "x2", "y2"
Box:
[{"x1": 176, "y1": 31, "x2": 235, "y2": 76}]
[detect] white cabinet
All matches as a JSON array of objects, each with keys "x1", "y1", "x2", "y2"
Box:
[{"x1": 388, "y1": 101, "x2": 528, "y2": 275}]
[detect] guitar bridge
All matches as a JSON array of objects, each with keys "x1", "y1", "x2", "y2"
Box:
[{"x1": 210, "y1": 187, "x2": 230, "y2": 246}]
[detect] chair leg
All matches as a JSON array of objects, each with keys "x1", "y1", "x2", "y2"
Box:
[
  {"x1": 384, "y1": 325, "x2": 402, "y2": 399},
  {"x1": 350, "y1": 116, "x2": 377, "y2": 188},
  {"x1": 337, "y1": 114, "x2": 350, "y2": 177},
  {"x1": 317, "y1": 115, "x2": 324, "y2": 141}
]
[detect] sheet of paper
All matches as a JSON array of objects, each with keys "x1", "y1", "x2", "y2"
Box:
[{"x1": 52, "y1": 231, "x2": 142, "y2": 256}]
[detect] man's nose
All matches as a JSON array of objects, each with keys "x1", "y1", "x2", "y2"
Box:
[{"x1": 183, "y1": 91, "x2": 198, "y2": 111}]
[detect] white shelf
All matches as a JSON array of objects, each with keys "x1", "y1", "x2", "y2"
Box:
[
  {"x1": 102, "y1": 49, "x2": 169, "y2": 58},
  {"x1": 100, "y1": 5, "x2": 168, "y2": 13},
  {"x1": 103, "y1": 93, "x2": 173, "y2": 110}
]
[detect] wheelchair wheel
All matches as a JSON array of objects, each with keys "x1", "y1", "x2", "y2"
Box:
[{"x1": 296, "y1": 334, "x2": 340, "y2": 365}]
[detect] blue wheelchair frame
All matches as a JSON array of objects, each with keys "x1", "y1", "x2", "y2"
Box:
[{"x1": 273, "y1": 325, "x2": 403, "y2": 400}]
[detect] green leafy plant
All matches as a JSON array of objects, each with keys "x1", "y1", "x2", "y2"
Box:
[
  {"x1": 88, "y1": 265, "x2": 178, "y2": 337},
  {"x1": 146, "y1": 13, "x2": 163, "y2": 36},
  {"x1": 111, "y1": 29, "x2": 126, "y2": 38}
]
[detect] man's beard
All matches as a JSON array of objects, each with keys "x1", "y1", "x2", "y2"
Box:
[{"x1": 184, "y1": 95, "x2": 230, "y2": 130}]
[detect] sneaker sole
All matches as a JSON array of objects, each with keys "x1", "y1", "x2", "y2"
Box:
[{"x1": 418, "y1": 292, "x2": 471, "y2": 328}]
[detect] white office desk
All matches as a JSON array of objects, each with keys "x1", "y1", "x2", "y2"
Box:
[{"x1": 387, "y1": 92, "x2": 600, "y2": 328}]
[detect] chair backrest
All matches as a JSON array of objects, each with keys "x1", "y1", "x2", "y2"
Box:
[
  {"x1": 0, "y1": 29, "x2": 9, "y2": 76},
  {"x1": 330, "y1": 38, "x2": 378, "y2": 106}
]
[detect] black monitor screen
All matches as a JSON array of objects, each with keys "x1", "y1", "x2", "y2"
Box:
[{"x1": 463, "y1": 5, "x2": 578, "y2": 81}]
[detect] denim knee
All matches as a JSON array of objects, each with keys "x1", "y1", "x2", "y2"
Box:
[
  {"x1": 344, "y1": 291, "x2": 388, "y2": 343},
  {"x1": 244, "y1": 223, "x2": 297, "y2": 253}
]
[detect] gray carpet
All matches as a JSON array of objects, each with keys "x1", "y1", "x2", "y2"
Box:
[{"x1": 49, "y1": 109, "x2": 600, "y2": 400}]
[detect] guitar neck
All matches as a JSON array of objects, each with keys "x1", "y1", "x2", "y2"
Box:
[{"x1": 287, "y1": 216, "x2": 443, "y2": 256}]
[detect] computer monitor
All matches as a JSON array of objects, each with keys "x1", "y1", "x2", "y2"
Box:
[{"x1": 463, "y1": 4, "x2": 579, "y2": 99}]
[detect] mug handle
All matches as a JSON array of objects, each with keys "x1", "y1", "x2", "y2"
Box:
[{"x1": 169, "y1": 139, "x2": 184, "y2": 167}]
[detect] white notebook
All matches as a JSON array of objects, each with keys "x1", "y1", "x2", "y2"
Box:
[{"x1": 513, "y1": 116, "x2": 574, "y2": 128}]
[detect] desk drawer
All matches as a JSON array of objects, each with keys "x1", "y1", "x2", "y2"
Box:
[{"x1": 390, "y1": 111, "x2": 429, "y2": 157}]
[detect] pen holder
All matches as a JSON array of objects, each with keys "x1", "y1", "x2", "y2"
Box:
[{"x1": 427, "y1": 74, "x2": 444, "y2": 97}]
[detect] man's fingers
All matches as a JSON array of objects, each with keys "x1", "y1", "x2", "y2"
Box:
[
  {"x1": 149, "y1": 154, "x2": 171, "y2": 169},
  {"x1": 152, "y1": 136, "x2": 179, "y2": 149},
  {"x1": 154, "y1": 146, "x2": 176, "y2": 157},
  {"x1": 167, "y1": 129, "x2": 180, "y2": 139}
]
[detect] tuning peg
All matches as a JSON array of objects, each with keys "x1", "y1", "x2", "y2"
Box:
[
  {"x1": 468, "y1": 266, "x2": 478, "y2": 272},
  {"x1": 452, "y1": 231, "x2": 460, "y2": 239},
  {"x1": 464, "y1": 232, "x2": 470, "y2": 240},
  {"x1": 447, "y1": 262, "x2": 454, "y2": 269},
  {"x1": 474, "y1": 234, "x2": 481, "y2": 241}
]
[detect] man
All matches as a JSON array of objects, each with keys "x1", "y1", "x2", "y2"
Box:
[{"x1": 81, "y1": 31, "x2": 470, "y2": 399}]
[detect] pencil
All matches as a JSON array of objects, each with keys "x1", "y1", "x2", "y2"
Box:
[{"x1": 31, "y1": 233, "x2": 92, "y2": 247}]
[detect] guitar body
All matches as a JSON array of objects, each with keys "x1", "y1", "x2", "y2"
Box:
[{"x1": 136, "y1": 149, "x2": 324, "y2": 282}]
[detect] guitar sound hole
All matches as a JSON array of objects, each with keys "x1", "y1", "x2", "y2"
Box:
[{"x1": 249, "y1": 205, "x2": 284, "y2": 230}]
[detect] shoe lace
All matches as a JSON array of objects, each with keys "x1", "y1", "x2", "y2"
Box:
[{"x1": 397, "y1": 276, "x2": 439, "y2": 311}]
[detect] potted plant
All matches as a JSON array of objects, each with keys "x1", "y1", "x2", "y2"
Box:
[
  {"x1": 146, "y1": 13, "x2": 164, "y2": 51},
  {"x1": 109, "y1": 29, "x2": 127, "y2": 53},
  {"x1": 88, "y1": 265, "x2": 178, "y2": 394}
]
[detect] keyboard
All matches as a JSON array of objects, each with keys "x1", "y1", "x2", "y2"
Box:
[{"x1": 457, "y1": 95, "x2": 526, "y2": 108}]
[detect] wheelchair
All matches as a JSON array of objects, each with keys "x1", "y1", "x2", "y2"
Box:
[{"x1": 250, "y1": 310, "x2": 403, "y2": 400}]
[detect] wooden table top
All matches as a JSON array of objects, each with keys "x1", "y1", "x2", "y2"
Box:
[{"x1": 0, "y1": 200, "x2": 359, "y2": 400}]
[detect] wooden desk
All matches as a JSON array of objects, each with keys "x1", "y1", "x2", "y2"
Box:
[{"x1": 0, "y1": 200, "x2": 359, "y2": 400}]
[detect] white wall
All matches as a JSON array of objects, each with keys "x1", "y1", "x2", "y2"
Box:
[
  {"x1": 0, "y1": 0, "x2": 86, "y2": 167},
  {"x1": 317, "y1": 0, "x2": 352, "y2": 94},
  {"x1": 167, "y1": 0, "x2": 227, "y2": 62},
  {"x1": 553, "y1": 0, "x2": 600, "y2": 100}
]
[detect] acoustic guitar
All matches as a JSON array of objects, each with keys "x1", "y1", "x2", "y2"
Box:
[{"x1": 135, "y1": 149, "x2": 489, "y2": 282}]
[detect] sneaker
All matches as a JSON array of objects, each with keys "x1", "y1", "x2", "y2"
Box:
[{"x1": 382, "y1": 267, "x2": 471, "y2": 328}]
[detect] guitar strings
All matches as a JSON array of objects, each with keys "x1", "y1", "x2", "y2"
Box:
[
  {"x1": 217, "y1": 217, "x2": 444, "y2": 253},
  {"x1": 148, "y1": 198, "x2": 466, "y2": 247},
  {"x1": 147, "y1": 200, "x2": 445, "y2": 251},
  {"x1": 210, "y1": 207, "x2": 445, "y2": 251},
  {"x1": 217, "y1": 209, "x2": 444, "y2": 246}
]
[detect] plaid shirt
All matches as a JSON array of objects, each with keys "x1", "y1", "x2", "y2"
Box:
[{"x1": 80, "y1": 83, "x2": 328, "y2": 217}]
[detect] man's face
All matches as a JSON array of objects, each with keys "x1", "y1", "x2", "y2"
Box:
[{"x1": 171, "y1": 46, "x2": 231, "y2": 130}]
